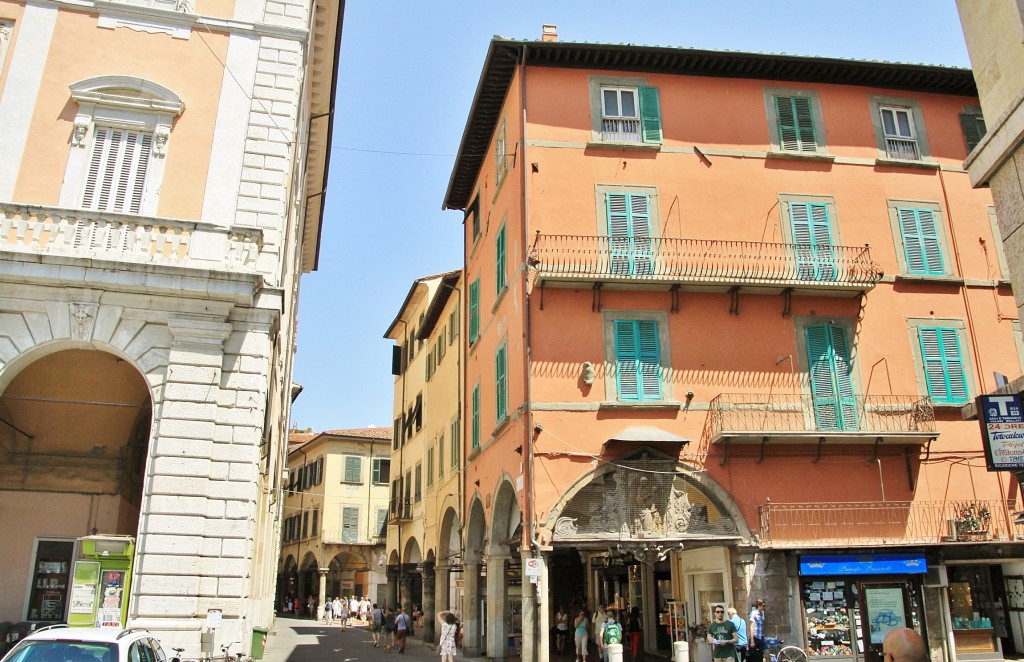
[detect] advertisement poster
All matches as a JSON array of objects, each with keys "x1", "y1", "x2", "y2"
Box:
[
  {"x1": 864, "y1": 586, "x2": 906, "y2": 644},
  {"x1": 97, "y1": 570, "x2": 125, "y2": 629},
  {"x1": 978, "y1": 394, "x2": 1024, "y2": 471}
]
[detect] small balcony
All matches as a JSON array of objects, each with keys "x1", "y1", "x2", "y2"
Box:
[
  {"x1": 885, "y1": 137, "x2": 920, "y2": 161},
  {"x1": 757, "y1": 500, "x2": 1024, "y2": 548},
  {"x1": 703, "y1": 393, "x2": 936, "y2": 446},
  {"x1": 0, "y1": 203, "x2": 261, "y2": 273},
  {"x1": 529, "y1": 234, "x2": 882, "y2": 295},
  {"x1": 321, "y1": 530, "x2": 375, "y2": 545}
]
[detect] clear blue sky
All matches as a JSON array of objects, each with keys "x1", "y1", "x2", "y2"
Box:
[{"x1": 289, "y1": 0, "x2": 972, "y2": 432}]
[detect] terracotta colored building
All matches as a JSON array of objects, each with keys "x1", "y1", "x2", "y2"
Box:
[
  {"x1": 441, "y1": 28, "x2": 1024, "y2": 662},
  {"x1": 0, "y1": 0, "x2": 342, "y2": 652}
]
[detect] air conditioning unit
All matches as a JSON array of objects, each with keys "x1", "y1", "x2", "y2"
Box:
[{"x1": 924, "y1": 566, "x2": 948, "y2": 588}]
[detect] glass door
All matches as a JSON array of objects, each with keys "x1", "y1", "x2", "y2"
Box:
[{"x1": 28, "y1": 539, "x2": 75, "y2": 621}]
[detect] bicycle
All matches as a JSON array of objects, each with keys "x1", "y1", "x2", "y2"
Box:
[
  {"x1": 764, "y1": 636, "x2": 808, "y2": 662},
  {"x1": 220, "y1": 642, "x2": 246, "y2": 662}
]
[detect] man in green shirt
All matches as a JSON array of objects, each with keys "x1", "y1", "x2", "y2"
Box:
[{"x1": 707, "y1": 605, "x2": 739, "y2": 662}]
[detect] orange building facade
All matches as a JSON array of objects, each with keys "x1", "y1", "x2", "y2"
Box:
[{"x1": 442, "y1": 32, "x2": 1024, "y2": 662}]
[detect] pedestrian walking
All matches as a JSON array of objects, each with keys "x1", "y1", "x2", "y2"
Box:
[
  {"x1": 395, "y1": 605, "x2": 412, "y2": 653},
  {"x1": 383, "y1": 606, "x2": 397, "y2": 652},
  {"x1": 728, "y1": 607, "x2": 747, "y2": 662},
  {"x1": 748, "y1": 599, "x2": 766, "y2": 662},
  {"x1": 324, "y1": 596, "x2": 333, "y2": 624},
  {"x1": 627, "y1": 607, "x2": 642, "y2": 659},
  {"x1": 370, "y1": 603, "x2": 384, "y2": 647},
  {"x1": 438, "y1": 610, "x2": 459, "y2": 662},
  {"x1": 574, "y1": 608, "x2": 589, "y2": 662},
  {"x1": 708, "y1": 605, "x2": 739, "y2": 662},
  {"x1": 338, "y1": 599, "x2": 349, "y2": 629}
]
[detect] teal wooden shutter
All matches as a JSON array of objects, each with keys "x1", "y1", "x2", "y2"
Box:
[
  {"x1": 342, "y1": 507, "x2": 358, "y2": 542},
  {"x1": 344, "y1": 456, "x2": 361, "y2": 483},
  {"x1": 607, "y1": 193, "x2": 653, "y2": 276},
  {"x1": 471, "y1": 385, "x2": 480, "y2": 449},
  {"x1": 959, "y1": 113, "x2": 986, "y2": 152},
  {"x1": 496, "y1": 343, "x2": 507, "y2": 419},
  {"x1": 919, "y1": 327, "x2": 968, "y2": 403},
  {"x1": 614, "y1": 320, "x2": 661, "y2": 401},
  {"x1": 806, "y1": 324, "x2": 858, "y2": 430},
  {"x1": 469, "y1": 278, "x2": 480, "y2": 341},
  {"x1": 775, "y1": 96, "x2": 817, "y2": 152},
  {"x1": 496, "y1": 225, "x2": 506, "y2": 293},
  {"x1": 898, "y1": 208, "x2": 944, "y2": 275},
  {"x1": 638, "y1": 86, "x2": 662, "y2": 144},
  {"x1": 789, "y1": 202, "x2": 836, "y2": 281}
]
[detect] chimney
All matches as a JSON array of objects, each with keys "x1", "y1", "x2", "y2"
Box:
[{"x1": 541, "y1": 24, "x2": 557, "y2": 42}]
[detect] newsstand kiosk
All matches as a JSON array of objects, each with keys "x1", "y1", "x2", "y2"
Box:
[{"x1": 68, "y1": 536, "x2": 135, "y2": 629}]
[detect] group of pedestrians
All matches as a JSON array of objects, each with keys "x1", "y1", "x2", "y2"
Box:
[{"x1": 554, "y1": 603, "x2": 640, "y2": 661}]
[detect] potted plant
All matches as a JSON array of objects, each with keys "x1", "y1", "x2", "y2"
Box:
[{"x1": 954, "y1": 502, "x2": 991, "y2": 540}]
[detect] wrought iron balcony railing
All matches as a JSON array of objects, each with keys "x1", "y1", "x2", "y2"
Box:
[
  {"x1": 0, "y1": 203, "x2": 261, "y2": 272},
  {"x1": 757, "y1": 500, "x2": 1024, "y2": 548},
  {"x1": 703, "y1": 393, "x2": 936, "y2": 445},
  {"x1": 321, "y1": 530, "x2": 376, "y2": 545},
  {"x1": 530, "y1": 234, "x2": 882, "y2": 292}
]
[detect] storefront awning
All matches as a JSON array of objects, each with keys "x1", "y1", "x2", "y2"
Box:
[{"x1": 799, "y1": 553, "x2": 927, "y2": 576}]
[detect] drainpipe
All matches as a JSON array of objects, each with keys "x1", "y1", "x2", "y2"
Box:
[{"x1": 394, "y1": 319, "x2": 408, "y2": 607}]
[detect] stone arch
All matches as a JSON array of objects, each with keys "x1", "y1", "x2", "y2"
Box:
[
  {"x1": 280, "y1": 554, "x2": 297, "y2": 573},
  {"x1": 543, "y1": 446, "x2": 753, "y2": 544},
  {"x1": 388, "y1": 549, "x2": 401, "y2": 566},
  {"x1": 488, "y1": 478, "x2": 521, "y2": 555},
  {"x1": 464, "y1": 497, "x2": 487, "y2": 564},
  {"x1": 300, "y1": 550, "x2": 320, "y2": 570},
  {"x1": 403, "y1": 537, "x2": 422, "y2": 565},
  {"x1": 438, "y1": 506, "x2": 462, "y2": 562}
]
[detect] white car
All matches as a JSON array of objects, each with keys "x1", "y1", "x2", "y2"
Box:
[{"x1": 0, "y1": 625, "x2": 168, "y2": 662}]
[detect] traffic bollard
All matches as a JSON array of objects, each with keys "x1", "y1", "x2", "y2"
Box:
[
  {"x1": 674, "y1": 640, "x2": 689, "y2": 662},
  {"x1": 608, "y1": 643, "x2": 624, "y2": 662}
]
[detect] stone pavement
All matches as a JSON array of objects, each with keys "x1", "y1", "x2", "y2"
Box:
[{"x1": 259, "y1": 616, "x2": 485, "y2": 662}]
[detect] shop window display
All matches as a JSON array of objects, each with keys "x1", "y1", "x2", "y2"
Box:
[
  {"x1": 947, "y1": 566, "x2": 998, "y2": 654},
  {"x1": 801, "y1": 580, "x2": 855, "y2": 657}
]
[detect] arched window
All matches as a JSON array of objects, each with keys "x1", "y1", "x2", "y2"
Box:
[{"x1": 59, "y1": 75, "x2": 185, "y2": 216}]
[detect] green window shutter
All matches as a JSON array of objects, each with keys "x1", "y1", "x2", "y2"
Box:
[
  {"x1": 342, "y1": 507, "x2": 359, "y2": 543},
  {"x1": 898, "y1": 208, "x2": 944, "y2": 275},
  {"x1": 471, "y1": 386, "x2": 480, "y2": 449},
  {"x1": 638, "y1": 86, "x2": 662, "y2": 144},
  {"x1": 344, "y1": 456, "x2": 361, "y2": 483},
  {"x1": 496, "y1": 344, "x2": 507, "y2": 419},
  {"x1": 960, "y1": 113, "x2": 986, "y2": 152},
  {"x1": 789, "y1": 202, "x2": 835, "y2": 281},
  {"x1": 427, "y1": 448, "x2": 434, "y2": 486},
  {"x1": 607, "y1": 193, "x2": 653, "y2": 276},
  {"x1": 919, "y1": 327, "x2": 968, "y2": 403},
  {"x1": 614, "y1": 319, "x2": 661, "y2": 401},
  {"x1": 806, "y1": 324, "x2": 858, "y2": 430},
  {"x1": 374, "y1": 508, "x2": 387, "y2": 537},
  {"x1": 775, "y1": 96, "x2": 817, "y2": 152},
  {"x1": 496, "y1": 225, "x2": 506, "y2": 293},
  {"x1": 451, "y1": 419, "x2": 459, "y2": 467},
  {"x1": 437, "y1": 434, "x2": 444, "y2": 478},
  {"x1": 469, "y1": 279, "x2": 480, "y2": 341}
]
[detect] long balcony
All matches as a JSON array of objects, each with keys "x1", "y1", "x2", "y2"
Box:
[
  {"x1": 0, "y1": 203, "x2": 261, "y2": 273},
  {"x1": 530, "y1": 234, "x2": 883, "y2": 295},
  {"x1": 758, "y1": 500, "x2": 1024, "y2": 548},
  {"x1": 704, "y1": 393, "x2": 937, "y2": 446}
]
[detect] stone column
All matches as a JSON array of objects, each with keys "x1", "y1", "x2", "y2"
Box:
[
  {"x1": 538, "y1": 551, "x2": 551, "y2": 662},
  {"x1": 486, "y1": 554, "x2": 510, "y2": 659},
  {"x1": 463, "y1": 561, "x2": 481, "y2": 657},
  {"x1": 423, "y1": 561, "x2": 436, "y2": 643},
  {"x1": 317, "y1": 568, "x2": 328, "y2": 621},
  {"x1": 386, "y1": 566, "x2": 399, "y2": 609},
  {"x1": 435, "y1": 562, "x2": 451, "y2": 615},
  {"x1": 521, "y1": 550, "x2": 538, "y2": 662},
  {"x1": 400, "y1": 569, "x2": 415, "y2": 616}
]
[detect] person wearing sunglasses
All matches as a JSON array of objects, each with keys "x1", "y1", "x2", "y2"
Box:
[
  {"x1": 881, "y1": 628, "x2": 927, "y2": 662},
  {"x1": 707, "y1": 606, "x2": 739, "y2": 662}
]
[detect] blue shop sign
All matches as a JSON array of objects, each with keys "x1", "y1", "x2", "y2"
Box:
[{"x1": 799, "y1": 553, "x2": 927, "y2": 576}]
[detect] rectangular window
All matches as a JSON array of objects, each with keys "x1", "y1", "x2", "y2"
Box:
[
  {"x1": 449, "y1": 304, "x2": 459, "y2": 345},
  {"x1": 774, "y1": 95, "x2": 818, "y2": 153},
  {"x1": 342, "y1": 507, "x2": 359, "y2": 543},
  {"x1": 427, "y1": 447, "x2": 434, "y2": 487},
  {"x1": 438, "y1": 433, "x2": 445, "y2": 478},
  {"x1": 472, "y1": 385, "x2": 480, "y2": 450},
  {"x1": 805, "y1": 323, "x2": 858, "y2": 431},
  {"x1": 82, "y1": 127, "x2": 153, "y2": 214},
  {"x1": 469, "y1": 194, "x2": 481, "y2": 241},
  {"x1": 403, "y1": 471, "x2": 412, "y2": 517},
  {"x1": 302, "y1": 510, "x2": 309, "y2": 538},
  {"x1": 788, "y1": 201, "x2": 836, "y2": 281},
  {"x1": 613, "y1": 319, "x2": 662, "y2": 401},
  {"x1": 496, "y1": 120, "x2": 508, "y2": 185},
  {"x1": 496, "y1": 223, "x2": 507, "y2": 293},
  {"x1": 311, "y1": 509, "x2": 319, "y2": 537},
  {"x1": 919, "y1": 327, "x2": 969, "y2": 404},
  {"x1": 372, "y1": 458, "x2": 390, "y2": 484},
  {"x1": 496, "y1": 342, "x2": 508, "y2": 420},
  {"x1": 960, "y1": 112, "x2": 987, "y2": 153},
  {"x1": 343, "y1": 456, "x2": 362, "y2": 483},
  {"x1": 897, "y1": 207, "x2": 944, "y2": 276},
  {"x1": 393, "y1": 417, "x2": 401, "y2": 450},
  {"x1": 607, "y1": 192, "x2": 653, "y2": 277},
  {"x1": 879, "y1": 105, "x2": 920, "y2": 161},
  {"x1": 451, "y1": 418, "x2": 460, "y2": 467},
  {"x1": 469, "y1": 278, "x2": 480, "y2": 342},
  {"x1": 414, "y1": 463, "x2": 422, "y2": 503},
  {"x1": 374, "y1": 507, "x2": 388, "y2": 538},
  {"x1": 600, "y1": 86, "x2": 661, "y2": 144}
]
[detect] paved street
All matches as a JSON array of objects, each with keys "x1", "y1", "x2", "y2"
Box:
[{"x1": 261, "y1": 617, "x2": 482, "y2": 662}]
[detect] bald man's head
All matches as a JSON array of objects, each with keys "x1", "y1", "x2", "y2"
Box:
[{"x1": 883, "y1": 628, "x2": 927, "y2": 662}]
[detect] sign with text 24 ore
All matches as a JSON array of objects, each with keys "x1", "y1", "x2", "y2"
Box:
[{"x1": 978, "y1": 394, "x2": 1024, "y2": 471}]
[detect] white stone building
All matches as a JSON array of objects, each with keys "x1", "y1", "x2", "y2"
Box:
[{"x1": 0, "y1": 0, "x2": 343, "y2": 653}]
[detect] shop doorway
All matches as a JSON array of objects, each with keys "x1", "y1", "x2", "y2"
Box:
[
  {"x1": 0, "y1": 348, "x2": 152, "y2": 624},
  {"x1": 550, "y1": 548, "x2": 587, "y2": 615}
]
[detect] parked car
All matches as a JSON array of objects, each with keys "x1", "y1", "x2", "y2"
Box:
[{"x1": 0, "y1": 625, "x2": 167, "y2": 662}]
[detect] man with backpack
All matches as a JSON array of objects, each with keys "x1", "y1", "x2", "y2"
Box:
[
  {"x1": 395, "y1": 605, "x2": 412, "y2": 653},
  {"x1": 600, "y1": 610, "x2": 623, "y2": 662},
  {"x1": 383, "y1": 606, "x2": 398, "y2": 652},
  {"x1": 370, "y1": 603, "x2": 384, "y2": 647}
]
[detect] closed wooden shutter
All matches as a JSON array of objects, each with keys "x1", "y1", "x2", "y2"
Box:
[
  {"x1": 898, "y1": 208, "x2": 944, "y2": 275},
  {"x1": 638, "y1": 86, "x2": 662, "y2": 143},
  {"x1": 496, "y1": 344, "x2": 507, "y2": 419},
  {"x1": 776, "y1": 96, "x2": 817, "y2": 152},
  {"x1": 614, "y1": 319, "x2": 661, "y2": 401},
  {"x1": 82, "y1": 127, "x2": 152, "y2": 214},
  {"x1": 919, "y1": 327, "x2": 968, "y2": 403},
  {"x1": 342, "y1": 507, "x2": 359, "y2": 543}
]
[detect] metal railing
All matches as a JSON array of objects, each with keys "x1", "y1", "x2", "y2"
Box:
[
  {"x1": 0, "y1": 203, "x2": 261, "y2": 271},
  {"x1": 885, "y1": 137, "x2": 920, "y2": 161},
  {"x1": 757, "y1": 500, "x2": 1024, "y2": 548},
  {"x1": 602, "y1": 118, "x2": 642, "y2": 142},
  {"x1": 321, "y1": 530, "x2": 376, "y2": 545},
  {"x1": 530, "y1": 234, "x2": 882, "y2": 288},
  {"x1": 704, "y1": 393, "x2": 935, "y2": 442}
]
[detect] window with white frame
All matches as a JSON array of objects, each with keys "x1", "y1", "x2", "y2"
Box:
[
  {"x1": 371, "y1": 457, "x2": 390, "y2": 484},
  {"x1": 589, "y1": 76, "x2": 662, "y2": 146},
  {"x1": 495, "y1": 119, "x2": 508, "y2": 186},
  {"x1": 869, "y1": 97, "x2": 930, "y2": 163},
  {"x1": 60, "y1": 76, "x2": 184, "y2": 217}
]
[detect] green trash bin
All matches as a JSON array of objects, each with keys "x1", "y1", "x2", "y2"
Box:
[{"x1": 250, "y1": 627, "x2": 268, "y2": 660}]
